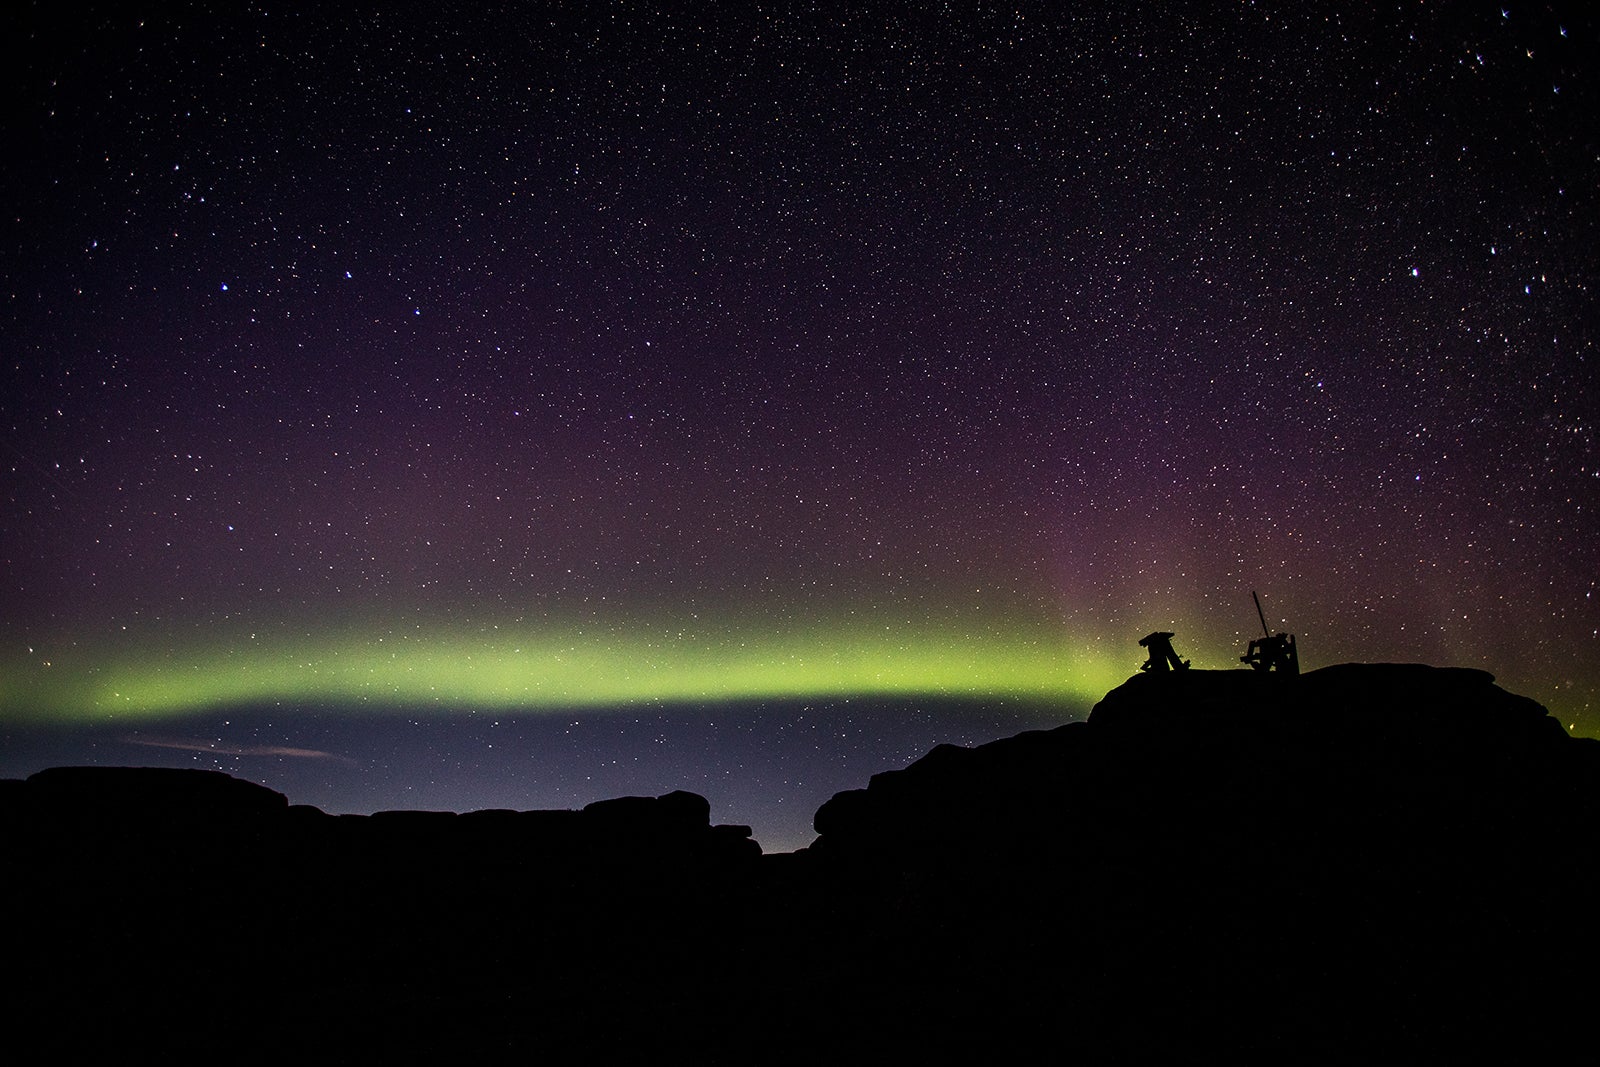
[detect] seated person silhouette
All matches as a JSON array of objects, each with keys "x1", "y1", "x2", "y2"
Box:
[
  {"x1": 1139, "y1": 631, "x2": 1190, "y2": 672},
  {"x1": 1241, "y1": 631, "x2": 1299, "y2": 674}
]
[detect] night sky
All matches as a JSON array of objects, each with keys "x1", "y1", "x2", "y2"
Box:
[{"x1": 3, "y1": 2, "x2": 1595, "y2": 852}]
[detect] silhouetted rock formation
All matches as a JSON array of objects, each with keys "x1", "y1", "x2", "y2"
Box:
[
  {"x1": 801, "y1": 665, "x2": 1600, "y2": 1060},
  {"x1": 22, "y1": 764, "x2": 291, "y2": 815},
  {"x1": 5, "y1": 664, "x2": 1596, "y2": 1061},
  {"x1": 3, "y1": 770, "x2": 761, "y2": 1061}
]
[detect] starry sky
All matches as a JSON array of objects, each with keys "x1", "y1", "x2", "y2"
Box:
[{"x1": 3, "y1": 2, "x2": 1595, "y2": 851}]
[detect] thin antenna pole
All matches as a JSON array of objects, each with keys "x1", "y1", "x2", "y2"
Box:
[{"x1": 1252, "y1": 590, "x2": 1271, "y2": 637}]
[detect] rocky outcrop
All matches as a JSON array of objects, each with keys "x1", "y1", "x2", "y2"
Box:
[
  {"x1": 811, "y1": 663, "x2": 1589, "y2": 862},
  {"x1": 21, "y1": 764, "x2": 291, "y2": 814},
  {"x1": 2, "y1": 768, "x2": 762, "y2": 1060},
  {"x1": 4, "y1": 664, "x2": 1596, "y2": 1061},
  {"x1": 800, "y1": 665, "x2": 1600, "y2": 1060}
]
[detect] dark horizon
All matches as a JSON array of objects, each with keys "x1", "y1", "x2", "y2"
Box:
[
  {"x1": 1, "y1": 693, "x2": 1081, "y2": 853},
  {"x1": 9, "y1": 663, "x2": 1595, "y2": 1061}
]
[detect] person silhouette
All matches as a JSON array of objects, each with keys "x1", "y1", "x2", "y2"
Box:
[
  {"x1": 1138, "y1": 631, "x2": 1190, "y2": 672},
  {"x1": 1241, "y1": 631, "x2": 1299, "y2": 673}
]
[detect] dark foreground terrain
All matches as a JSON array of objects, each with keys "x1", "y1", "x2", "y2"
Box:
[{"x1": 6, "y1": 664, "x2": 1597, "y2": 1061}]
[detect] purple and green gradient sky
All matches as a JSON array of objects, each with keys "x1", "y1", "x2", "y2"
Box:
[{"x1": 3, "y1": 2, "x2": 1595, "y2": 850}]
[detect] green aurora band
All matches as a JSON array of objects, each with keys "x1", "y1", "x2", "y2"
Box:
[{"x1": 1, "y1": 616, "x2": 1128, "y2": 725}]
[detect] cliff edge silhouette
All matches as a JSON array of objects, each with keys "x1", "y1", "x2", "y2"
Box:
[{"x1": 6, "y1": 664, "x2": 1596, "y2": 1060}]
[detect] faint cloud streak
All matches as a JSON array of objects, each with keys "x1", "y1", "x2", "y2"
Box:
[{"x1": 122, "y1": 734, "x2": 357, "y2": 764}]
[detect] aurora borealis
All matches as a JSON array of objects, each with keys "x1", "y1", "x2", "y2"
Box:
[
  {"x1": 3, "y1": 3, "x2": 1596, "y2": 850},
  {"x1": 1, "y1": 613, "x2": 1122, "y2": 722}
]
